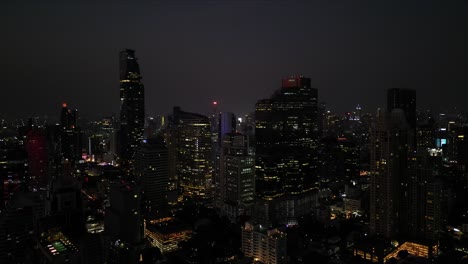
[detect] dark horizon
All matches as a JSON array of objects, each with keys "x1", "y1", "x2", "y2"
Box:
[{"x1": 2, "y1": 0, "x2": 467, "y2": 120}]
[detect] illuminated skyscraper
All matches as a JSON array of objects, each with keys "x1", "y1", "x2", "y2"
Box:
[
  {"x1": 219, "y1": 133, "x2": 255, "y2": 220},
  {"x1": 255, "y1": 76, "x2": 318, "y2": 198},
  {"x1": 119, "y1": 49, "x2": 145, "y2": 169},
  {"x1": 168, "y1": 107, "x2": 213, "y2": 199}
]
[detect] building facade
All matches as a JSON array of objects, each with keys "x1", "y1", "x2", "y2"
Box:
[{"x1": 168, "y1": 107, "x2": 213, "y2": 199}]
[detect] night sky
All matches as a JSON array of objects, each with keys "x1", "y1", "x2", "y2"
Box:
[{"x1": 2, "y1": 0, "x2": 467, "y2": 120}]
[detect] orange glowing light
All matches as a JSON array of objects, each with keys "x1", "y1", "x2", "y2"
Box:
[
  {"x1": 62, "y1": 103, "x2": 67, "y2": 108},
  {"x1": 213, "y1": 101, "x2": 218, "y2": 105}
]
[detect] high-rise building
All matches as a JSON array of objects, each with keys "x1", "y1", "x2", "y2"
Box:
[
  {"x1": 241, "y1": 222, "x2": 287, "y2": 264},
  {"x1": 60, "y1": 103, "x2": 82, "y2": 163},
  {"x1": 44, "y1": 158, "x2": 85, "y2": 237},
  {"x1": 105, "y1": 182, "x2": 144, "y2": 264},
  {"x1": 219, "y1": 133, "x2": 255, "y2": 220},
  {"x1": 387, "y1": 88, "x2": 416, "y2": 149},
  {"x1": 370, "y1": 109, "x2": 413, "y2": 238},
  {"x1": 255, "y1": 76, "x2": 318, "y2": 198},
  {"x1": 25, "y1": 127, "x2": 48, "y2": 189},
  {"x1": 387, "y1": 88, "x2": 416, "y2": 129},
  {"x1": 119, "y1": 49, "x2": 145, "y2": 170},
  {"x1": 215, "y1": 112, "x2": 237, "y2": 202},
  {"x1": 219, "y1": 112, "x2": 236, "y2": 142},
  {"x1": 0, "y1": 128, "x2": 28, "y2": 208},
  {"x1": 134, "y1": 136, "x2": 169, "y2": 219},
  {"x1": 168, "y1": 107, "x2": 213, "y2": 199}
]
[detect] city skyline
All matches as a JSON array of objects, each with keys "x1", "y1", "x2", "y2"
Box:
[
  {"x1": 2, "y1": 0, "x2": 468, "y2": 119},
  {"x1": 2, "y1": 1, "x2": 468, "y2": 263}
]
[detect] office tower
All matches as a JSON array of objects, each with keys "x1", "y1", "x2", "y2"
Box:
[
  {"x1": 135, "y1": 135, "x2": 169, "y2": 219},
  {"x1": 219, "y1": 133, "x2": 255, "y2": 220},
  {"x1": 214, "y1": 112, "x2": 237, "y2": 202},
  {"x1": 144, "y1": 116, "x2": 166, "y2": 139},
  {"x1": 219, "y1": 112, "x2": 236, "y2": 141},
  {"x1": 119, "y1": 49, "x2": 145, "y2": 170},
  {"x1": 387, "y1": 88, "x2": 416, "y2": 150},
  {"x1": 168, "y1": 107, "x2": 213, "y2": 199},
  {"x1": 59, "y1": 103, "x2": 82, "y2": 164},
  {"x1": 255, "y1": 76, "x2": 318, "y2": 198},
  {"x1": 387, "y1": 88, "x2": 416, "y2": 129},
  {"x1": 415, "y1": 155, "x2": 449, "y2": 242},
  {"x1": 241, "y1": 222, "x2": 287, "y2": 264},
  {"x1": 87, "y1": 117, "x2": 116, "y2": 163},
  {"x1": 105, "y1": 182, "x2": 144, "y2": 264},
  {"x1": 318, "y1": 136, "x2": 359, "y2": 188},
  {"x1": 370, "y1": 109, "x2": 413, "y2": 238},
  {"x1": 25, "y1": 127, "x2": 48, "y2": 189},
  {"x1": 317, "y1": 102, "x2": 326, "y2": 136},
  {"x1": 417, "y1": 119, "x2": 437, "y2": 151},
  {"x1": 238, "y1": 112, "x2": 255, "y2": 138}
]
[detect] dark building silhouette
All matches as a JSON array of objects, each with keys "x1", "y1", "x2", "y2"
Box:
[
  {"x1": 387, "y1": 88, "x2": 416, "y2": 129},
  {"x1": 135, "y1": 136, "x2": 169, "y2": 219},
  {"x1": 105, "y1": 182, "x2": 144, "y2": 264},
  {"x1": 44, "y1": 159, "x2": 85, "y2": 237},
  {"x1": 255, "y1": 76, "x2": 318, "y2": 198},
  {"x1": 119, "y1": 49, "x2": 145, "y2": 171},
  {"x1": 318, "y1": 136, "x2": 359, "y2": 190},
  {"x1": 370, "y1": 109, "x2": 413, "y2": 238},
  {"x1": 59, "y1": 103, "x2": 82, "y2": 164},
  {"x1": 25, "y1": 127, "x2": 48, "y2": 189},
  {"x1": 387, "y1": 88, "x2": 416, "y2": 149}
]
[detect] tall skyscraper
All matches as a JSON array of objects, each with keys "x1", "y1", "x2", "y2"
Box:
[
  {"x1": 255, "y1": 76, "x2": 318, "y2": 198},
  {"x1": 60, "y1": 103, "x2": 82, "y2": 163},
  {"x1": 219, "y1": 112, "x2": 237, "y2": 142},
  {"x1": 219, "y1": 133, "x2": 255, "y2": 220},
  {"x1": 25, "y1": 127, "x2": 48, "y2": 189},
  {"x1": 168, "y1": 107, "x2": 213, "y2": 199},
  {"x1": 370, "y1": 109, "x2": 413, "y2": 238},
  {"x1": 387, "y1": 88, "x2": 417, "y2": 149},
  {"x1": 135, "y1": 135, "x2": 169, "y2": 219},
  {"x1": 119, "y1": 49, "x2": 145, "y2": 170},
  {"x1": 214, "y1": 112, "x2": 237, "y2": 202}
]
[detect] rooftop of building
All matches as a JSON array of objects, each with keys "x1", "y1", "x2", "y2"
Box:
[
  {"x1": 39, "y1": 230, "x2": 79, "y2": 257},
  {"x1": 146, "y1": 217, "x2": 192, "y2": 235}
]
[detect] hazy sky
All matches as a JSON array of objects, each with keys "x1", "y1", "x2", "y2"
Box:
[{"x1": 1, "y1": 0, "x2": 467, "y2": 120}]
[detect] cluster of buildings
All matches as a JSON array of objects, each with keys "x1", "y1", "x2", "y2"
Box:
[{"x1": 0, "y1": 49, "x2": 467, "y2": 264}]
